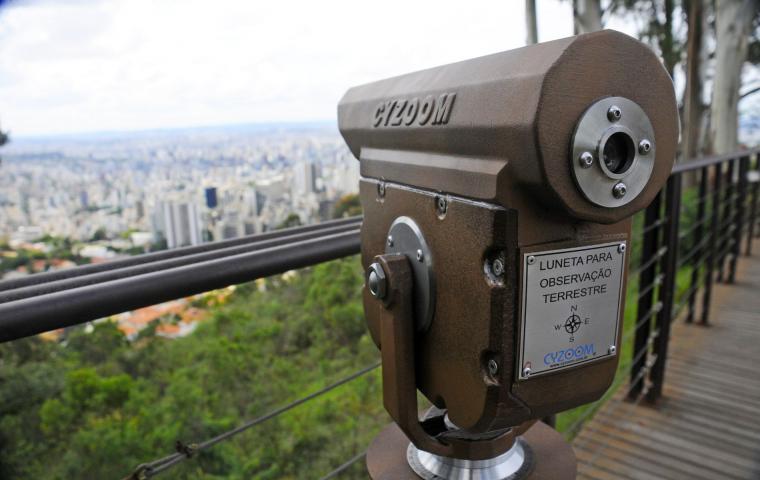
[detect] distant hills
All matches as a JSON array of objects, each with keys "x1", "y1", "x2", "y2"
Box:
[{"x1": 11, "y1": 120, "x2": 338, "y2": 145}]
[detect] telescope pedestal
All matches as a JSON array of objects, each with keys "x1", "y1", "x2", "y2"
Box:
[{"x1": 366, "y1": 421, "x2": 576, "y2": 480}]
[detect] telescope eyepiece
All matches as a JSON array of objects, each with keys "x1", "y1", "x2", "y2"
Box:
[{"x1": 603, "y1": 131, "x2": 635, "y2": 175}]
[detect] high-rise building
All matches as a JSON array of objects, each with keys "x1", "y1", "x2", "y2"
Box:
[
  {"x1": 154, "y1": 201, "x2": 202, "y2": 249},
  {"x1": 294, "y1": 161, "x2": 317, "y2": 195},
  {"x1": 243, "y1": 189, "x2": 266, "y2": 217},
  {"x1": 135, "y1": 200, "x2": 145, "y2": 219},
  {"x1": 205, "y1": 187, "x2": 218, "y2": 209}
]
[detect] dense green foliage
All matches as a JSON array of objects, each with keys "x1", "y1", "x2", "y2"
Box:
[
  {"x1": 0, "y1": 257, "x2": 386, "y2": 479},
  {"x1": 332, "y1": 194, "x2": 362, "y2": 219},
  {"x1": 277, "y1": 214, "x2": 302, "y2": 230}
]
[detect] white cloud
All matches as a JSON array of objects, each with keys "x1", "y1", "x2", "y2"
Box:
[{"x1": 0, "y1": 0, "x2": 581, "y2": 135}]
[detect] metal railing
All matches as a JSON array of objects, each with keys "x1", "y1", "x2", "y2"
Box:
[
  {"x1": 566, "y1": 148, "x2": 760, "y2": 476},
  {"x1": 0, "y1": 216, "x2": 361, "y2": 342},
  {"x1": 1, "y1": 148, "x2": 759, "y2": 479},
  {"x1": 627, "y1": 149, "x2": 759, "y2": 405}
]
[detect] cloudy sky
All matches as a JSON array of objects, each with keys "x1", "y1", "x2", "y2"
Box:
[{"x1": 0, "y1": 0, "x2": 639, "y2": 136}]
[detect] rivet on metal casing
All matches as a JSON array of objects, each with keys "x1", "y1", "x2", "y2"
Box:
[
  {"x1": 377, "y1": 182, "x2": 386, "y2": 198},
  {"x1": 578, "y1": 151, "x2": 594, "y2": 169},
  {"x1": 367, "y1": 263, "x2": 387, "y2": 300},
  {"x1": 527, "y1": 255, "x2": 536, "y2": 265},
  {"x1": 488, "y1": 359, "x2": 499, "y2": 376},
  {"x1": 386, "y1": 235, "x2": 394, "y2": 247},
  {"x1": 612, "y1": 182, "x2": 627, "y2": 198},
  {"x1": 638, "y1": 139, "x2": 651, "y2": 155},
  {"x1": 607, "y1": 105, "x2": 622, "y2": 122},
  {"x1": 608, "y1": 345, "x2": 617, "y2": 355},
  {"x1": 523, "y1": 367, "x2": 532, "y2": 377},
  {"x1": 492, "y1": 258, "x2": 505, "y2": 276},
  {"x1": 436, "y1": 196, "x2": 448, "y2": 216},
  {"x1": 416, "y1": 249, "x2": 424, "y2": 262},
  {"x1": 618, "y1": 243, "x2": 626, "y2": 254}
]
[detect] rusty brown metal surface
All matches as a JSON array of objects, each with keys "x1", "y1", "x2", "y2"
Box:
[
  {"x1": 344, "y1": 29, "x2": 678, "y2": 471},
  {"x1": 361, "y1": 180, "x2": 519, "y2": 432},
  {"x1": 361, "y1": 179, "x2": 629, "y2": 433},
  {"x1": 511, "y1": 230, "x2": 631, "y2": 419},
  {"x1": 366, "y1": 421, "x2": 577, "y2": 480},
  {"x1": 339, "y1": 30, "x2": 678, "y2": 229},
  {"x1": 372, "y1": 252, "x2": 527, "y2": 459}
]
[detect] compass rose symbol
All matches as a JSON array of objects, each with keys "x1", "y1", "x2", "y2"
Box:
[{"x1": 564, "y1": 314, "x2": 582, "y2": 335}]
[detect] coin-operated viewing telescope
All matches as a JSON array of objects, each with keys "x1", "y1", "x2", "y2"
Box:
[{"x1": 338, "y1": 30, "x2": 678, "y2": 479}]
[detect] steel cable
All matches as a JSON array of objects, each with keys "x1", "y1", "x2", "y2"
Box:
[
  {"x1": 125, "y1": 361, "x2": 380, "y2": 479},
  {"x1": 319, "y1": 451, "x2": 368, "y2": 480},
  {"x1": 563, "y1": 331, "x2": 658, "y2": 438}
]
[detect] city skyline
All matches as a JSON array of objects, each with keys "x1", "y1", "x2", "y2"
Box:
[{"x1": 0, "y1": 124, "x2": 359, "y2": 251}]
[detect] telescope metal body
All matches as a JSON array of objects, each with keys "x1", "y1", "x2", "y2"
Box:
[{"x1": 338, "y1": 28, "x2": 678, "y2": 470}]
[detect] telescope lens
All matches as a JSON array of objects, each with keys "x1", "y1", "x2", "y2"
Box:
[{"x1": 602, "y1": 132, "x2": 635, "y2": 175}]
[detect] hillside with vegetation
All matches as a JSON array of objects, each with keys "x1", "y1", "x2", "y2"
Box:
[{"x1": 0, "y1": 257, "x2": 385, "y2": 479}]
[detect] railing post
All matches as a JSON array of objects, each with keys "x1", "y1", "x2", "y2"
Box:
[
  {"x1": 701, "y1": 162, "x2": 722, "y2": 325},
  {"x1": 628, "y1": 193, "x2": 662, "y2": 400},
  {"x1": 647, "y1": 174, "x2": 682, "y2": 403},
  {"x1": 717, "y1": 160, "x2": 735, "y2": 282},
  {"x1": 686, "y1": 166, "x2": 708, "y2": 323},
  {"x1": 747, "y1": 158, "x2": 759, "y2": 255},
  {"x1": 729, "y1": 156, "x2": 749, "y2": 282}
]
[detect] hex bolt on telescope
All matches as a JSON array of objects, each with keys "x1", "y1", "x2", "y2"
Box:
[{"x1": 338, "y1": 30, "x2": 678, "y2": 479}]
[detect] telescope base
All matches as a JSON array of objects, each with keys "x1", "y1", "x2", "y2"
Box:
[{"x1": 366, "y1": 421, "x2": 576, "y2": 480}]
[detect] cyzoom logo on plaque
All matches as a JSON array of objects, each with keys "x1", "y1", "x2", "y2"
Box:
[{"x1": 518, "y1": 242, "x2": 626, "y2": 380}]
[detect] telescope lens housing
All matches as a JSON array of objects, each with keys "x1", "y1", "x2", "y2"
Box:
[{"x1": 570, "y1": 96, "x2": 656, "y2": 208}]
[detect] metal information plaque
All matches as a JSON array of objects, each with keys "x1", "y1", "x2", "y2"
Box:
[{"x1": 518, "y1": 242, "x2": 626, "y2": 380}]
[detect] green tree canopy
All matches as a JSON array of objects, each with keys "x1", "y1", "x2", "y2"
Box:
[{"x1": 332, "y1": 193, "x2": 362, "y2": 219}]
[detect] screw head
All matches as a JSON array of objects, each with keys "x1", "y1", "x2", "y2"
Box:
[
  {"x1": 523, "y1": 367, "x2": 532, "y2": 377},
  {"x1": 527, "y1": 255, "x2": 536, "y2": 265},
  {"x1": 608, "y1": 345, "x2": 617, "y2": 355},
  {"x1": 488, "y1": 359, "x2": 499, "y2": 376},
  {"x1": 367, "y1": 263, "x2": 387, "y2": 300},
  {"x1": 377, "y1": 182, "x2": 386, "y2": 197},
  {"x1": 578, "y1": 151, "x2": 594, "y2": 169},
  {"x1": 607, "y1": 105, "x2": 622, "y2": 122},
  {"x1": 618, "y1": 243, "x2": 626, "y2": 254},
  {"x1": 492, "y1": 258, "x2": 505, "y2": 276},
  {"x1": 416, "y1": 249, "x2": 424, "y2": 262},
  {"x1": 436, "y1": 196, "x2": 448, "y2": 215},
  {"x1": 386, "y1": 235, "x2": 394, "y2": 247},
  {"x1": 612, "y1": 182, "x2": 627, "y2": 199},
  {"x1": 638, "y1": 139, "x2": 651, "y2": 155}
]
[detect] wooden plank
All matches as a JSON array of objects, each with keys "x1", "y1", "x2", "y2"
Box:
[
  {"x1": 572, "y1": 240, "x2": 760, "y2": 478},
  {"x1": 576, "y1": 435, "x2": 718, "y2": 480}
]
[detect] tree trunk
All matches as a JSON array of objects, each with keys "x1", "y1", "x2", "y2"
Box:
[
  {"x1": 573, "y1": 0, "x2": 603, "y2": 34},
  {"x1": 709, "y1": 0, "x2": 759, "y2": 154},
  {"x1": 682, "y1": 0, "x2": 705, "y2": 163},
  {"x1": 525, "y1": 0, "x2": 538, "y2": 44},
  {"x1": 661, "y1": 0, "x2": 677, "y2": 78}
]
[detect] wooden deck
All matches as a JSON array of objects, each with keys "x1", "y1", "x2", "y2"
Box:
[{"x1": 573, "y1": 240, "x2": 760, "y2": 480}]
